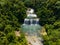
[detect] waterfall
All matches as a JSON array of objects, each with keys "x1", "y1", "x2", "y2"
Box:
[
  {"x1": 30, "y1": 19, "x2": 33, "y2": 25},
  {"x1": 21, "y1": 8, "x2": 43, "y2": 45}
]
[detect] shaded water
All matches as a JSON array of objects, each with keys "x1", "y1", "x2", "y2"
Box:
[{"x1": 21, "y1": 24, "x2": 42, "y2": 36}]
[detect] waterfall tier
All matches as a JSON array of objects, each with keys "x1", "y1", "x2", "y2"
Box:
[
  {"x1": 27, "y1": 14, "x2": 37, "y2": 18},
  {"x1": 24, "y1": 18, "x2": 39, "y2": 25}
]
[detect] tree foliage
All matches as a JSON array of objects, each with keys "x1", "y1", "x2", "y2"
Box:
[{"x1": 0, "y1": 0, "x2": 27, "y2": 45}]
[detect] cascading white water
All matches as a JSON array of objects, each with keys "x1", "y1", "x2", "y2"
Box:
[{"x1": 21, "y1": 8, "x2": 43, "y2": 45}]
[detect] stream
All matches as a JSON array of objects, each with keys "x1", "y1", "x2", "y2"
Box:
[
  {"x1": 25, "y1": 35, "x2": 43, "y2": 45},
  {"x1": 21, "y1": 8, "x2": 44, "y2": 45}
]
